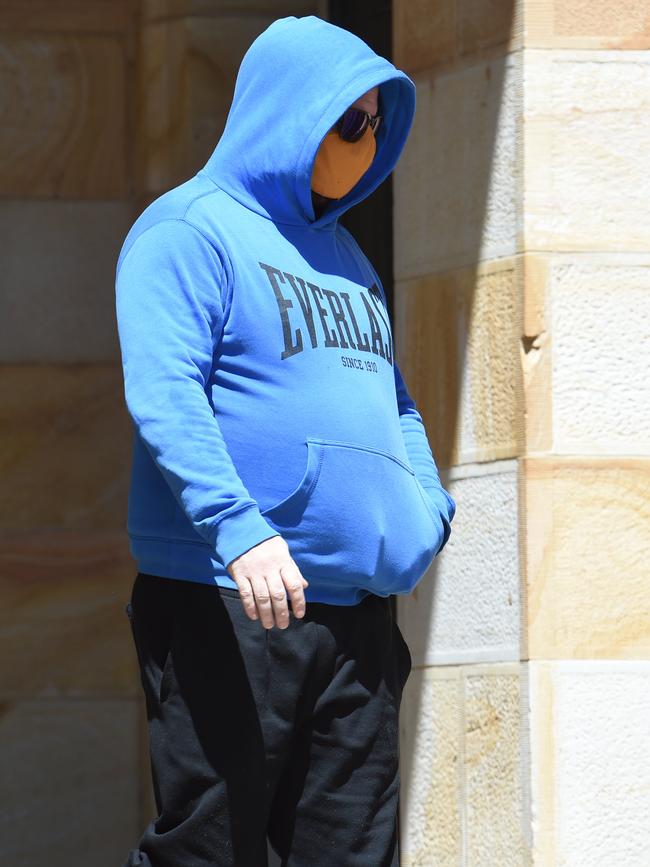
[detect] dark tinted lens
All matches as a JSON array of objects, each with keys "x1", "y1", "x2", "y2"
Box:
[{"x1": 338, "y1": 108, "x2": 368, "y2": 142}]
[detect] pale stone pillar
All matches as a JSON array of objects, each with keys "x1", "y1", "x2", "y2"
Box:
[
  {"x1": 393, "y1": 2, "x2": 650, "y2": 865},
  {"x1": 0, "y1": 2, "x2": 143, "y2": 863}
]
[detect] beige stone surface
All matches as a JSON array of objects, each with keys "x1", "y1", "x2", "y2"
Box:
[
  {"x1": 525, "y1": 0, "x2": 650, "y2": 49},
  {"x1": 0, "y1": 33, "x2": 128, "y2": 198},
  {"x1": 393, "y1": 0, "x2": 515, "y2": 74},
  {"x1": 138, "y1": 14, "x2": 278, "y2": 193},
  {"x1": 396, "y1": 257, "x2": 524, "y2": 467},
  {"x1": 459, "y1": 0, "x2": 518, "y2": 57},
  {"x1": 549, "y1": 255, "x2": 650, "y2": 456},
  {"x1": 0, "y1": 201, "x2": 132, "y2": 363},
  {"x1": 0, "y1": 531, "x2": 137, "y2": 698},
  {"x1": 0, "y1": 365, "x2": 132, "y2": 530},
  {"x1": 521, "y1": 254, "x2": 553, "y2": 454},
  {"x1": 394, "y1": 7, "x2": 650, "y2": 867},
  {"x1": 521, "y1": 252, "x2": 650, "y2": 458},
  {"x1": 525, "y1": 50, "x2": 650, "y2": 252},
  {"x1": 400, "y1": 667, "x2": 462, "y2": 866},
  {"x1": 400, "y1": 664, "x2": 530, "y2": 866},
  {"x1": 398, "y1": 460, "x2": 521, "y2": 667},
  {"x1": 394, "y1": 53, "x2": 520, "y2": 280},
  {"x1": 393, "y1": 0, "x2": 456, "y2": 75},
  {"x1": 0, "y1": 698, "x2": 140, "y2": 867},
  {"x1": 524, "y1": 458, "x2": 650, "y2": 659},
  {"x1": 143, "y1": 0, "x2": 319, "y2": 20},
  {"x1": 465, "y1": 669, "x2": 530, "y2": 866},
  {"x1": 0, "y1": 0, "x2": 133, "y2": 33},
  {"x1": 529, "y1": 661, "x2": 650, "y2": 866}
]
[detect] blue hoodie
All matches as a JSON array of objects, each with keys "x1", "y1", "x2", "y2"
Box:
[{"x1": 115, "y1": 15, "x2": 456, "y2": 605}]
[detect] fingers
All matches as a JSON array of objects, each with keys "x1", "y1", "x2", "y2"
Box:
[
  {"x1": 233, "y1": 569, "x2": 309, "y2": 629},
  {"x1": 250, "y1": 573, "x2": 290, "y2": 630},
  {"x1": 234, "y1": 577, "x2": 259, "y2": 622},
  {"x1": 228, "y1": 537, "x2": 309, "y2": 629},
  {"x1": 280, "y1": 562, "x2": 308, "y2": 619}
]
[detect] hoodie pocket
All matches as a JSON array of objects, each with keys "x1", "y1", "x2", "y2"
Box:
[{"x1": 260, "y1": 437, "x2": 441, "y2": 595}]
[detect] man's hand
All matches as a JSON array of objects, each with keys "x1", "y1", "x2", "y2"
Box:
[{"x1": 226, "y1": 536, "x2": 309, "y2": 629}]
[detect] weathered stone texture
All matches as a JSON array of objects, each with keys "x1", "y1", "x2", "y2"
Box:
[
  {"x1": 393, "y1": 0, "x2": 515, "y2": 74},
  {"x1": 396, "y1": 258, "x2": 524, "y2": 467},
  {"x1": 398, "y1": 460, "x2": 520, "y2": 666},
  {"x1": 0, "y1": 202, "x2": 132, "y2": 362},
  {"x1": 530, "y1": 661, "x2": 650, "y2": 866},
  {"x1": 0, "y1": 365, "x2": 132, "y2": 529},
  {"x1": 143, "y1": 0, "x2": 319, "y2": 19},
  {"x1": 549, "y1": 257, "x2": 650, "y2": 456},
  {"x1": 394, "y1": 53, "x2": 520, "y2": 280},
  {"x1": 524, "y1": 458, "x2": 650, "y2": 659},
  {"x1": 525, "y1": 0, "x2": 650, "y2": 49},
  {"x1": 400, "y1": 665, "x2": 530, "y2": 866},
  {"x1": 525, "y1": 50, "x2": 650, "y2": 252},
  {"x1": 0, "y1": 699, "x2": 140, "y2": 867},
  {"x1": 0, "y1": 33, "x2": 128, "y2": 198},
  {"x1": 400, "y1": 668, "x2": 463, "y2": 866},
  {"x1": 138, "y1": 14, "x2": 280, "y2": 193},
  {"x1": 465, "y1": 670, "x2": 529, "y2": 866},
  {"x1": 0, "y1": 532, "x2": 136, "y2": 698}
]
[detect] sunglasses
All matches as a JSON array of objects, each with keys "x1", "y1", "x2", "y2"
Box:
[{"x1": 335, "y1": 106, "x2": 383, "y2": 143}]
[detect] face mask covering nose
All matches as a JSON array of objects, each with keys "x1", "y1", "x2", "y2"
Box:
[{"x1": 311, "y1": 123, "x2": 377, "y2": 200}]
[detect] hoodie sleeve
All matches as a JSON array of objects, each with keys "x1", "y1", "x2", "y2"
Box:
[
  {"x1": 115, "y1": 218, "x2": 280, "y2": 569},
  {"x1": 393, "y1": 361, "x2": 457, "y2": 556}
]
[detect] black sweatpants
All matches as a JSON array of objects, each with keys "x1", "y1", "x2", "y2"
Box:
[{"x1": 123, "y1": 571, "x2": 412, "y2": 867}]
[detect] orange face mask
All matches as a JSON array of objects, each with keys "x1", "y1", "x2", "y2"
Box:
[{"x1": 311, "y1": 124, "x2": 377, "y2": 200}]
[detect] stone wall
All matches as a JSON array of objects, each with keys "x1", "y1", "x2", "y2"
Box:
[
  {"x1": 4, "y1": 2, "x2": 648, "y2": 864},
  {"x1": 393, "y1": 2, "x2": 650, "y2": 865},
  {"x1": 0, "y1": 2, "x2": 319, "y2": 864}
]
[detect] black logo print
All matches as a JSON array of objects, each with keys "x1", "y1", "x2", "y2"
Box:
[{"x1": 258, "y1": 262, "x2": 393, "y2": 365}]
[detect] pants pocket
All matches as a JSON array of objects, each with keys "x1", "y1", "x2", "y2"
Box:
[{"x1": 125, "y1": 579, "x2": 175, "y2": 707}]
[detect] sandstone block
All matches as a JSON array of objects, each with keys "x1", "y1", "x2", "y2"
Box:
[
  {"x1": 524, "y1": 458, "x2": 650, "y2": 659},
  {"x1": 0, "y1": 532, "x2": 137, "y2": 698},
  {"x1": 394, "y1": 54, "x2": 520, "y2": 280},
  {"x1": 525, "y1": 50, "x2": 650, "y2": 252},
  {"x1": 398, "y1": 460, "x2": 521, "y2": 666},
  {"x1": 0, "y1": 699, "x2": 139, "y2": 867},
  {"x1": 0, "y1": 365, "x2": 132, "y2": 529},
  {"x1": 0, "y1": 201, "x2": 131, "y2": 362},
  {"x1": 529, "y1": 661, "x2": 650, "y2": 865},
  {"x1": 0, "y1": 33, "x2": 127, "y2": 198},
  {"x1": 395, "y1": 257, "x2": 524, "y2": 467}
]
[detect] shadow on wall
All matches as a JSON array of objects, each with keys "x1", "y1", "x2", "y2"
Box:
[
  {"x1": 0, "y1": 0, "x2": 520, "y2": 864},
  {"x1": 391, "y1": 0, "x2": 524, "y2": 861}
]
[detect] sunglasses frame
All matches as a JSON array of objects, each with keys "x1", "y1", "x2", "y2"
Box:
[{"x1": 335, "y1": 105, "x2": 383, "y2": 143}]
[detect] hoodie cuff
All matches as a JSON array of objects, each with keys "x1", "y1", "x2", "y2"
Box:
[
  {"x1": 424, "y1": 484, "x2": 456, "y2": 522},
  {"x1": 215, "y1": 504, "x2": 281, "y2": 570},
  {"x1": 423, "y1": 484, "x2": 456, "y2": 555}
]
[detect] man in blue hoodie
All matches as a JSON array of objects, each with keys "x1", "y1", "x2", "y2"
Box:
[{"x1": 117, "y1": 15, "x2": 455, "y2": 867}]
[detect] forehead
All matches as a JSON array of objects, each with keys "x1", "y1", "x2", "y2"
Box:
[{"x1": 349, "y1": 86, "x2": 380, "y2": 114}]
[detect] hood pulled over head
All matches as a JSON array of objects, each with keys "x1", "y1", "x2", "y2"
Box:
[{"x1": 201, "y1": 15, "x2": 416, "y2": 228}]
